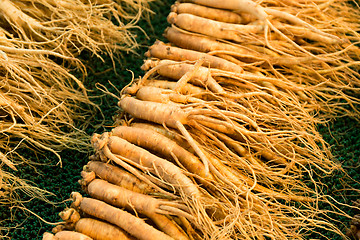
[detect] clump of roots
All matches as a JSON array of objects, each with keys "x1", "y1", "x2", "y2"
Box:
[
  {"x1": 0, "y1": 168, "x2": 54, "y2": 238},
  {"x1": 0, "y1": 0, "x2": 155, "y2": 60},
  {"x1": 99, "y1": 60, "x2": 345, "y2": 238},
  {"x1": 167, "y1": 0, "x2": 360, "y2": 119},
  {"x1": 0, "y1": 32, "x2": 95, "y2": 167}
]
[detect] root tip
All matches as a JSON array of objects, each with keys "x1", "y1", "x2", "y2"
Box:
[{"x1": 167, "y1": 12, "x2": 177, "y2": 24}]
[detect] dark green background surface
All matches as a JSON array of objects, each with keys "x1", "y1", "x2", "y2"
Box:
[{"x1": 1, "y1": 1, "x2": 359, "y2": 239}]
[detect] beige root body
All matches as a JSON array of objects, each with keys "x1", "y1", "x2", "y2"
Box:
[
  {"x1": 84, "y1": 161, "x2": 155, "y2": 195},
  {"x1": 141, "y1": 59, "x2": 224, "y2": 93},
  {"x1": 167, "y1": 13, "x2": 264, "y2": 44},
  {"x1": 71, "y1": 193, "x2": 174, "y2": 240},
  {"x1": 146, "y1": 40, "x2": 244, "y2": 73},
  {"x1": 92, "y1": 132, "x2": 202, "y2": 198},
  {"x1": 84, "y1": 179, "x2": 189, "y2": 240},
  {"x1": 74, "y1": 218, "x2": 134, "y2": 240},
  {"x1": 43, "y1": 231, "x2": 92, "y2": 240},
  {"x1": 164, "y1": 27, "x2": 312, "y2": 66},
  {"x1": 111, "y1": 125, "x2": 211, "y2": 181},
  {"x1": 171, "y1": 2, "x2": 250, "y2": 24},
  {"x1": 57, "y1": 208, "x2": 136, "y2": 240}
]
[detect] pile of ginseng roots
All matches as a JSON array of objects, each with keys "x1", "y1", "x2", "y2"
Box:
[
  {"x1": 0, "y1": 0, "x2": 156, "y2": 237},
  {"x1": 42, "y1": 0, "x2": 360, "y2": 240}
]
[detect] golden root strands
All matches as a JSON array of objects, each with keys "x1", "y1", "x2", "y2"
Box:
[
  {"x1": 121, "y1": 80, "x2": 330, "y2": 175},
  {"x1": 0, "y1": 39, "x2": 94, "y2": 167},
  {"x1": 0, "y1": 91, "x2": 34, "y2": 124},
  {"x1": 1, "y1": 0, "x2": 157, "y2": 237},
  {"x1": 0, "y1": 0, "x2": 151, "y2": 58},
  {"x1": 274, "y1": 22, "x2": 345, "y2": 45},
  {"x1": 0, "y1": 169, "x2": 53, "y2": 205},
  {"x1": 116, "y1": 88, "x2": 323, "y2": 201}
]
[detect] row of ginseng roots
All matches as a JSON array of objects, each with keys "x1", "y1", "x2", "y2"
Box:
[{"x1": 42, "y1": 0, "x2": 360, "y2": 240}]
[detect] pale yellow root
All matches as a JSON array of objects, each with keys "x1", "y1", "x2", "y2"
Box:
[
  {"x1": 130, "y1": 122, "x2": 193, "y2": 151},
  {"x1": 164, "y1": 27, "x2": 314, "y2": 66},
  {"x1": 84, "y1": 161, "x2": 156, "y2": 195},
  {"x1": 74, "y1": 218, "x2": 135, "y2": 240},
  {"x1": 171, "y1": 2, "x2": 251, "y2": 24},
  {"x1": 145, "y1": 40, "x2": 244, "y2": 73},
  {"x1": 92, "y1": 132, "x2": 203, "y2": 198},
  {"x1": 167, "y1": 12, "x2": 264, "y2": 44},
  {"x1": 111, "y1": 125, "x2": 212, "y2": 181},
  {"x1": 71, "y1": 193, "x2": 174, "y2": 240},
  {"x1": 43, "y1": 230, "x2": 92, "y2": 240},
  {"x1": 141, "y1": 59, "x2": 224, "y2": 93},
  {"x1": 43, "y1": 232, "x2": 57, "y2": 240},
  {"x1": 143, "y1": 79, "x2": 206, "y2": 97},
  {"x1": 84, "y1": 179, "x2": 190, "y2": 240},
  {"x1": 56, "y1": 231, "x2": 92, "y2": 240}
]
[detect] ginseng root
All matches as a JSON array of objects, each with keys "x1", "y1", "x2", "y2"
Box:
[
  {"x1": 180, "y1": 0, "x2": 342, "y2": 46},
  {"x1": 111, "y1": 125, "x2": 213, "y2": 181},
  {"x1": 91, "y1": 132, "x2": 203, "y2": 198},
  {"x1": 73, "y1": 218, "x2": 134, "y2": 240},
  {"x1": 141, "y1": 59, "x2": 225, "y2": 94},
  {"x1": 145, "y1": 40, "x2": 244, "y2": 73},
  {"x1": 164, "y1": 27, "x2": 313, "y2": 66},
  {"x1": 43, "y1": 231, "x2": 92, "y2": 240},
  {"x1": 84, "y1": 161, "x2": 156, "y2": 195},
  {"x1": 167, "y1": 12, "x2": 265, "y2": 43},
  {"x1": 82, "y1": 179, "x2": 190, "y2": 240},
  {"x1": 75, "y1": 218, "x2": 134, "y2": 240},
  {"x1": 70, "y1": 192, "x2": 175, "y2": 240},
  {"x1": 171, "y1": 2, "x2": 251, "y2": 24}
]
